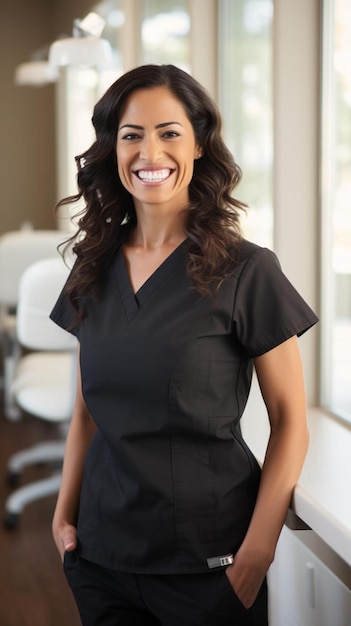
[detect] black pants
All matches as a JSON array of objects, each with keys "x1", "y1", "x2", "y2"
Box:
[{"x1": 63, "y1": 551, "x2": 268, "y2": 626}]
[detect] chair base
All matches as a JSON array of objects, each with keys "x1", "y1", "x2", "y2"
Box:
[
  {"x1": 6, "y1": 440, "x2": 66, "y2": 479},
  {"x1": 3, "y1": 471, "x2": 62, "y2": 529},
  {"x1": 3, "y1": 440, "x2": 65, "y2": 528}
]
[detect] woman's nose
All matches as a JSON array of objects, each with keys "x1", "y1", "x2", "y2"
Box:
[{"x1": 139, "y1": 137, "x2": 161, "y2": 162}]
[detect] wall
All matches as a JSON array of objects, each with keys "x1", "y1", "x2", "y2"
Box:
[{"x1": 0, "y1": 0, "x2": 95, "y2": 235}]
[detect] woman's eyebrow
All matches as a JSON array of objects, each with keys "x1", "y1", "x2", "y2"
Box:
[
  {"x1": 118, "y1": 121, "x2": 183, "y2": 131},
  {"x1": 156, "y1": 121, "x2": 183, "y2": 129}
]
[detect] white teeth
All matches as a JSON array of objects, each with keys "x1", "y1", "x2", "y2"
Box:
[{"x1": 137, "y1": 169, "x2": 171, "y2": 182}]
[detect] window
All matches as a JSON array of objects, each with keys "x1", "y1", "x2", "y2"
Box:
[
  {"x1": 94, "y1": 0, "x2": 191, "y2": 72},
  {"x1": 140, "y1": 0, "x2": 190, "y2": 69},
  {"x1": 218, "y1": 0, "x2": 274, "y2": 248},
  {"x1": 321, "y1": 0, "x2": 351, "y2": 423}
]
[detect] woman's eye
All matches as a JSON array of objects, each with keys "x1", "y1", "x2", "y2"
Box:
[
  {"x1": 122, "y1": 133, "x2": 140, "y2": 141},
  {"x1": 162, "y1": 131, "x2": 180, "y2": 138}
]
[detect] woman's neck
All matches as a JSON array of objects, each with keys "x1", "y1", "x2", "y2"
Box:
[{"x1": 128, "y1": 209, "x2": 187, "y2": 250}]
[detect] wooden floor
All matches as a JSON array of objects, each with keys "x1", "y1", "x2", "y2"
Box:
[{"x1": 0, "y1": 396, "x2": 81, "y2": 626}]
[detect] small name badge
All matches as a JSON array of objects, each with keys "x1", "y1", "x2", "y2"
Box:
[{"x1": 206, "y1": 553, "x2": 234, "y2": 569}]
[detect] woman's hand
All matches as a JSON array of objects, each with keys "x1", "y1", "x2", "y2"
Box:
[
  {"x1": 51, "y1": 349, "x2": 96, "y2": 563},
  {"x1": 225, "y1": 546, "x2": 270, "y2": 609},
  {"x1": 52, "y1": 521, "x2": 77, "y2": 561},
  {"x1": 225, "y1": 336, "x2": 309, "y2": 609}
]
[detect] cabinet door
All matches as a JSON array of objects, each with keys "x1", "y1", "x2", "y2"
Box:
[{"x1": 268, "y1": 526, "x2": 351, "y2": 626}]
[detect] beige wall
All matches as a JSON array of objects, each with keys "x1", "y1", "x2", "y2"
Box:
[{"x1": 0, "y1": 0, "x2": 95, "y2": 235}]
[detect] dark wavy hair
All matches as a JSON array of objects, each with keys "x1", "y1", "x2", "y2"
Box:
[{"x1": 57, "y1": 64, "x2": 246, "y2": 322}]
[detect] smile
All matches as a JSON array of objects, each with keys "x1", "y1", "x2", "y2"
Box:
[{"x1": 135, "y1": 168, "x2": 173, "y2": 182}]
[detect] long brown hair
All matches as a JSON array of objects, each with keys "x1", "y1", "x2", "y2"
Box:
[{"x1": 57, "y1": 64, "x2": 246, "y2": 323}]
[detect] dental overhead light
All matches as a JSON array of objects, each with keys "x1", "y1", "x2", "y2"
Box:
[
  {"x1": 48, "y1": 12, "x2": 113, "y2": 69},
  {"x1": 14, "y1": 60, "x2": 58, "y2": 87},
  {"x1": 14, "y1": 13, "x2": 112, "y2": 87},
  {"x1": 14, "y1": 42, "x2": 58, "y2": 87}
]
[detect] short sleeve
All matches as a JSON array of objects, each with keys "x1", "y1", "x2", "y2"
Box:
[
  {"x1": 233, "y1": 247, "x2": 319, "y2": 357},
  {"x1": 50, "y1": 280, "x2": 80, "y2": 339}
]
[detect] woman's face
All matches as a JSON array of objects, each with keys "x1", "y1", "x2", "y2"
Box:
[{"x1": 116, "y1": 86, "x2": 201, "y2": 214}]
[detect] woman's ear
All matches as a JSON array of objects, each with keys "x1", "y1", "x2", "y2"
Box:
[{"x1": 194, "y1": 147, "x2": 203, "y2": 160}]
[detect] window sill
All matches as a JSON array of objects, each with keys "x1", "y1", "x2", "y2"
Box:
[{"x1": 241, "y1": 379, "x2": 351, "y2": 567}]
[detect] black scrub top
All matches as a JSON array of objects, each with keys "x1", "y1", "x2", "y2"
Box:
[{"x1": 50, "y1": 237, "x2": 318, "y2": 574}]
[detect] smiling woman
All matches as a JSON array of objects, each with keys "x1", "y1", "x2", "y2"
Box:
[{"x1": 49, "y1": 64, "x2": 317, "y2": 626}]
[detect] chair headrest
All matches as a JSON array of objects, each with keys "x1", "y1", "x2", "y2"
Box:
[
  {"x1": 16, "y1": 257, "x2": 77, "y2": 351},
  {"x1": 0, "y1": 230, "x2": 72, "y2": 306}
]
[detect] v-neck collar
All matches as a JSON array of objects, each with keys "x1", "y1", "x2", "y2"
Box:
[{"x1": 113, "y1": 239, "x2": 188, "y2": 321}]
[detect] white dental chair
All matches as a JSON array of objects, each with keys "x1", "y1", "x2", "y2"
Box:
[
  {"x1": 0, "y1": 229, "x2": 70, "y2": 420},
  {"x1": 3, "y1": 256, "x2": 77, "y2": 529}
]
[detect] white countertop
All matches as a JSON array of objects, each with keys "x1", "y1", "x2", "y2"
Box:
[{"x1": 241, "y1": 379, "x2": 351, "y2": 568}]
